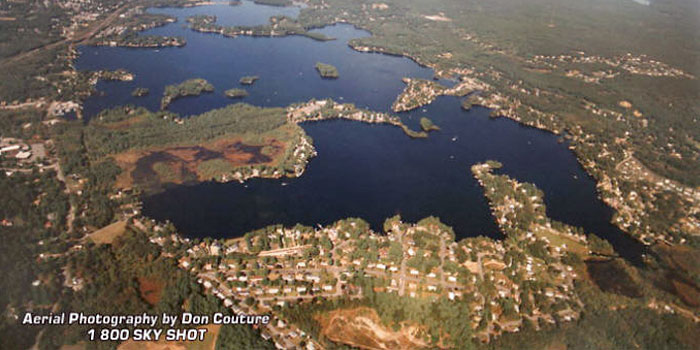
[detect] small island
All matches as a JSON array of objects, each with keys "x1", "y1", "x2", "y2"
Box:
[
  {"x1": 224, "y1": 88, "x2": 249, "y2": 98},
  {"x1": 419, "y1": 117, "x2": 440, "y2": 132},
  {"x1": 131, "y1": 87, "x2": 149, "y2": 97},
  {"x1": 239, "y1": 75, "x2": 259, "y2": 85},
  {"x1": 253, "y1": 0, "x2": 291, "y2": 6},
  {"x1": 161, "y1": 78, "x2": 214, "y2": 109},
  {"x1": 315, "y1": 62, "x2": 339, "y2": 79}
]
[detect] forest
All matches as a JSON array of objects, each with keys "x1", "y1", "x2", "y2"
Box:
[
  {"x1": 0, "y1": 170, "x2": 68, "y2": 349},
  {"x1": 35, "y1": 228, "x2": 275, "y2": 350},
  {"x1": 84, "y1": 104, "x2": 290, "y2": 158}
]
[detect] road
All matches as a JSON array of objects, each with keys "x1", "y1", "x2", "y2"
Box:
[
  {"x1": 398, "y1": 230, "x2": 407, "y2": 296},
  {"x1": 0, "y1": 100, "x2": 46, "y2": 110},
  {"x1": 439, "y1": 238, "x2": 447, "y2": 286},
  {"x1": 0, "y1": 4, "x2": 128, "y2": 68},
  {"x1": 476, "y1": 253, "x2": 485, "y2": 281}
]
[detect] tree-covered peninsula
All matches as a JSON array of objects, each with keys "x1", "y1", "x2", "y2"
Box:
[
  {"x1": 85, "y1": 103, "x2": 314, "y2": 192},
  {"x1": 89, "y1": 11, "x2": 186, "y2": 48},
  {"x1": 186, "y1": 14, "x2": 333, "y2": 42}
]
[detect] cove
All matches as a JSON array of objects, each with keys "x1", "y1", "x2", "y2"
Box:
[{"x1": 74, "y1": 1, "x2": 644, "y2": 263}]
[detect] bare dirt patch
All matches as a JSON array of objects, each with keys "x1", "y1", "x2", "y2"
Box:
[
  {"x1": 317, "y1": 307, "x2": 429, "y2": 350},
  {"x1": 138, "y1": 277, "x2": 165, "y2": 306}
]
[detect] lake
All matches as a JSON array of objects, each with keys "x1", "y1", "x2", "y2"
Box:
[{"x1": 75, "y1": 0, "x2": 644, "y2": 263}]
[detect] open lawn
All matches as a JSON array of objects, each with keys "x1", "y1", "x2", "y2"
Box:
[{"x1": 88, "y1": 220, "x2": 128, "y2": 245}]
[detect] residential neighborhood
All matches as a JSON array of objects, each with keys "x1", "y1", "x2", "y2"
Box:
[{"x1": 139, "y1": 177, "x2": 586, "y2": 345}]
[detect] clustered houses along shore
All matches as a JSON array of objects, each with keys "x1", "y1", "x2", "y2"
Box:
[{"x1": 288, "y1": 99, "x2": 428, "y2": 138}]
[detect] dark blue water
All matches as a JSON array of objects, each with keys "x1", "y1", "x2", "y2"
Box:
[
  {"x1": 78, "y1": 3, "x2": 433, "y2": 118},
  {"x1": 75, "y1": 1, "x2": 643, "y2": 262}
]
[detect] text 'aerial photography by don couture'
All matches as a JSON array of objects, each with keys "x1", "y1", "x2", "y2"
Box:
[{"x1": 0, "y1": 0, "x2": 699, "y2": 349}]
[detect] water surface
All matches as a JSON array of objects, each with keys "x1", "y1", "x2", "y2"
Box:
[{"x1": 75, "y1": 1, "x2": 644, "y2": 262}]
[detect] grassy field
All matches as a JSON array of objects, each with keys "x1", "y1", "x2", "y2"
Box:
[{"x1": 88, "y1": 220, "x2": 128, "y2": 245}]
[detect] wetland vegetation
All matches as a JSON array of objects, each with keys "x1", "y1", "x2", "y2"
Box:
[{"x1": 85, "y1": 103, "x2": 312, "y2": 191}]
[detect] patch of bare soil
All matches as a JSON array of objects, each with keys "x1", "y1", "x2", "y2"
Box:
[
  {"x1": 138, "y1": 276, "x2": 165, "y2": 306},
  {"x1": 317, "y1": 307, "x2": 429, "y2": 350}
]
